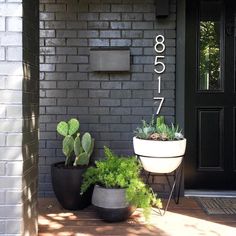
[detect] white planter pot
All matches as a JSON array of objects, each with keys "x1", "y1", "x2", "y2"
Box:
[{"x1": 133, "y1": 137, "x2": 186, "y2": 173}]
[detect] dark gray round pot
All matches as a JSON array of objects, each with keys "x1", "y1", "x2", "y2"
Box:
[
  {"x1": 92, "y1": 185, "x2": 135, "y2": 222},
  {"x1": 51, "y1": 162, "x2": 93, "y2": 210}
]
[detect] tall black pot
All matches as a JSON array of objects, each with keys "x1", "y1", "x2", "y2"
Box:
[{"x1": 51, "y1": 162, "x2": 93, "y2": 210}]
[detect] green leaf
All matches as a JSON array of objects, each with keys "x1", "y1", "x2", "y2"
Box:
[
  {"x1": 57, "y1": 121, "x2": 68, "y2": 136},
  {"x1": 82, "y1": 132, "x2": 92, "y2": 154},
  {"x1": 68, "y1": 118, "x2": 80, "y2": 135},
  {"x1": 62, "y1": 135, "x2": 74, "y2": 157}
]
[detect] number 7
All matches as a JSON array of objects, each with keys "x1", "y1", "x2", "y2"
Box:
[{"x1": 153, "y1": 97, "x2": 164, "y2": 115}]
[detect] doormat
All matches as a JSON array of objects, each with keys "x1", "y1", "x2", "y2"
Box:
[{"x1": 197, "y1": 197, "x2": 236, "y2": 215}]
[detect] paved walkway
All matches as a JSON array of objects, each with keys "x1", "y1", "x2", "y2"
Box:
[{"x1": 38, "y1": 197, "x2": 236, "y2": 236}]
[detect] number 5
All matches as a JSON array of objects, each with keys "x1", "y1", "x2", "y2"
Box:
[{"x1": 154, "y1": 56, "x2": 165, "y2": 74}]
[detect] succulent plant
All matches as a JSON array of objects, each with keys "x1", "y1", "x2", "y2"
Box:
[
  {"x1": 134, "y1": 116, "x2": 156, "y2": 139},
  {"x1": 134, "y1": 115, "x2": 184, "y2": 141},
  {"x1": 56, "y1": 118, "x2": 94, "y2": 166},
  {"x1": 149, "y1": 132, "x2": 160, "y2": 140}
]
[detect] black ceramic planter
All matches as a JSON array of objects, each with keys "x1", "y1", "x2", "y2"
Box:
[
  {"x1": 92, "y1": 185, "x2": 135, "y2": 222},
  {"x1": 51, "y1": 162, "x2": 93, "y2": 210}
]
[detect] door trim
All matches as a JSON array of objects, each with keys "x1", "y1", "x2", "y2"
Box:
[
  {"x1": 176, "y1": 0, "x2": 186, "y2": 132},
  {"x1": 176, "y1": 0, "x2": 186, "y2": 194}
]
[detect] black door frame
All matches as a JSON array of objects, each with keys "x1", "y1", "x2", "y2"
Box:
[
  {"x1": 176, "y1": 0, "x2": 186, "y2": 194},
  {"x1": 176, "y1": 0, "x2": 186, "y2": 132},
  {"x1": 180, "y1": 0, "x2": 236, "y2": 191}
]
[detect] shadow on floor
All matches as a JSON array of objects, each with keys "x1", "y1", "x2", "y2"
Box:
[
  {"x1": 38, "y1": 197, "x2": 236, "y2": 236},
  {"x1": 38, "y1": 198, "x2": 167, "y2": 236}
]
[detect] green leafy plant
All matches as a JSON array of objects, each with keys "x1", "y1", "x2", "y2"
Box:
[
  {"x1": 57, "y1": 118, "x2": 94, "y2": 166},
  {"x1": 81, "y1": 147, "x2": 162, "y2": 220},
  {"x1": 134, "y1": 115, "x2": 184, "y2": 141}
]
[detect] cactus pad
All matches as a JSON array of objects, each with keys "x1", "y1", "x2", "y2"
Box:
[
  {"x1": 62, "y1": 135, "x2": 74, "y2": 158},
  {"x1": 74, "y1": 135, "x2": 81, "y2": 157},
  {"x1": 88, "y1": 138, "x2": 94, "y2": 156},
  {"x1": 68, "y1": 118, "x2": 80, "y2": 135},
  {"x1": 81, "y1": 132, "x2": 92, "y2": 154},
  {"x1": 57, "y1": 121, "x2": 68, "y2": 137},
  {"x1": 75, "y1": 152, "x2": 90, "y2": 166}
]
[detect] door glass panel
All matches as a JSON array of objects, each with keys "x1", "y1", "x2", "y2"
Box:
[{"x1": 199, "y1": 1, "x2": 222, "y2": 91}]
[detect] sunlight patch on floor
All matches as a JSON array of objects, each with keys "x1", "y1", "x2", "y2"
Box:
[
  {"x1": 38, "y1": 199, "x2": 236, "y2": 236},
  {"x1": 149, "y1": 210, "x2": 236, "y2": 236}
]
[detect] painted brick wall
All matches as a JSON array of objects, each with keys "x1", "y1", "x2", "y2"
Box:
[
  {"x1": 0, "y1": 1, "x2": 24, "y2": 233},
  {"x1": 39, "y1": 0, "x2": 176, "y2": 196},
  {"x1": 0, "y1": 0, "x2": 39, "y2": 235},
  {"x1": 22, "y1": 1, "x2": 40, "y2": 234}
]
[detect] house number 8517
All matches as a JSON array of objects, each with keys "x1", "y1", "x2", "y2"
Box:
[{"x1": 153, "y1": 35, "x2": 166, "y2": 115}]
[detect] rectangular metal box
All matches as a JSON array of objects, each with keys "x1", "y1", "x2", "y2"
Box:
[
  {"x1": 90, "y1": 47, "x2": 130, "y2": 72},
  {"x1": 155, "y1": 0, "x2": 169, "y2": 17}
]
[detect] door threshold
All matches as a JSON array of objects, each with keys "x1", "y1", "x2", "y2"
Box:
[{"x1": 185, "y1": 190, "x2": 236, "y2": 198}]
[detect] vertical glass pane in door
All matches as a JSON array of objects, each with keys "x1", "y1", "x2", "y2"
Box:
[{"x1": 199, "y1": 1, "x2": 222, "y2": 91}]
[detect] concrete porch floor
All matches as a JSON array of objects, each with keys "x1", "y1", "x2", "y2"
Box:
[{"x1": 38, "y1": 197, "x2": 236, "y2": 236}]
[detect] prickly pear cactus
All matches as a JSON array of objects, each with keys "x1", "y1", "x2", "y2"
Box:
[
  {"x1": 62, "y1": 135, "x2": 74, "y2": 166},
  {"x1": 57, "y1": 118, "x2": 79, "y2": 137},
  {"x1": 74, "y1": 153, "x2": 90, "y2": 166},
  {"x1": 88, "y1": 138, "x2": 94, "y2": 157},
  {"x1": 56, "y1": 118, "x2": 94, "y2": 166},
  {"x1": 82, "y1": 132, "x2": 92, "y2": 154},
  {"x1": 74, "y1": 133, "x2": 94, "y2": 166},
  {"x1": 68, "y1": 118, "x2": 80, "y2": 135},
  {"x1": 57, "y1": 121, "x2": 68, "y2": 137},
  {"x1": 74, "y1": 134, "x2": 81, "y2": 157}
]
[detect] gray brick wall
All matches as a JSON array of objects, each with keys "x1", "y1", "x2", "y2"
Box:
[
  {"x1": 39, "y1": 0, "x2": 176, "y2": 196},
  {"x1": 0, "y1": 0, "x2": 39, "y2": 235}
]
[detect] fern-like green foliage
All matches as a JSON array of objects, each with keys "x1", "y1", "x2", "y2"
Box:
[
  {"x1": 81, "y1": 147, "x2": 162, "y2": 220},
  {"x1": 134, "y1": 115, "x2": 184, "y2": 141}
]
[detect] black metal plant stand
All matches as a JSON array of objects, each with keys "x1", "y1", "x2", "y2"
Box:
[{"x1": 138, "y1": 156, "x2": 184, "y2": 216}]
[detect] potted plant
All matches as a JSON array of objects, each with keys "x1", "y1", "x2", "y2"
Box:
[
  {"x1": 81, "y1": 147, "x2": 162, "y2": 222},
  {"x1": 51, "y1": 118, "x2": 94, "y2": 210},
  {"x1": 133, "y1": 116, "x2": 186, "y2": 173}
]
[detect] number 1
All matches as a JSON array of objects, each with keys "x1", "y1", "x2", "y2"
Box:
[{"x1": 157, "y1": 76, "x2": 161, "y2": 94}]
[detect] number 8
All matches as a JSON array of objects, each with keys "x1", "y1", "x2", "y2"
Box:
[{"x1": 155, "y1": 35, "x2": 165, "y2": 53}]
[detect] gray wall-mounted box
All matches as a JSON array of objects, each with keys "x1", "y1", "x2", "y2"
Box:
[
  {"x1": 155, "y1": 0, "x2": 169, "y2": 17},
  {"x1": 90, "y1": 47, "x2": 130, "y2": 72}
]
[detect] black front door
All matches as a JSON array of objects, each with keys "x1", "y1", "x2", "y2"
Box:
[{"x1": 185, "y1": 0, "x2": 236, "y2": 189}]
